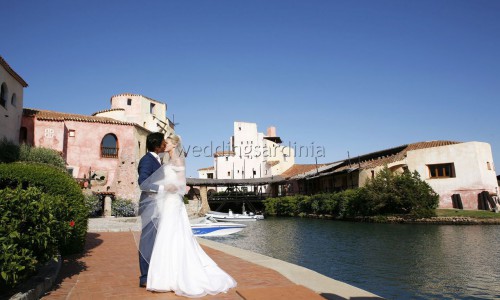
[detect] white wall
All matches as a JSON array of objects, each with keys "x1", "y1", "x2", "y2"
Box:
[
  {"x1": 0, "y1": 64, "x2": 25, "y2": 144},
  {"x1": 406, "y1": 142, "x2": 498, "y2": 209}
]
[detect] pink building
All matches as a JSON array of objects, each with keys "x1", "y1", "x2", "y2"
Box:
[{"x1": 21, "y1": 108, "x2": 150, "y2": 201}]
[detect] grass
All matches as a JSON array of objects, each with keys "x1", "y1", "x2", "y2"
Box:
[{"x1": 436, "y1": 209, "x2": 500, "y2": 219}]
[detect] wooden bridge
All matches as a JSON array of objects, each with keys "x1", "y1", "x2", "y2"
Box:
[{"x1": 186, "y1": 176, "x2": 285, "y2": 214}]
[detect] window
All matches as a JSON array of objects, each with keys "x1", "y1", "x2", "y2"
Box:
[
  {"x1": 127, "y1": 98, "x2": 132, "y2": 105},
  {"x1": 11, "y1": 93, "x2": 16, "y2": 107},
  {"x1": 487, "y1": 162, "x2": 491, "y2": 170},
  {"x1": 225, "y1": 157, "x2": 228, "y2": 161},
  {"x1": 253, "y1": 170, "x2": 256, "y2": 175},
  {"x1": 67, "y1": 168, "x2": 74, "y2": 176},
  {"x1": 150, "y1": 103, "x2": 155, "y2": 114},
  {"x1": 0, "y1": 83, "x2": 7, "y2": 108},
  {"x1": 371, "y1": 170, "x2": 375, "y2": 178},
  {"x1": 207, "y1": 173, "x2": 214, "y2": 179},
  {"x1": 101, "y1": 134, "x2": 119, "y2": 158},
  {"x1": 227, "y1": 171, "x2": 230, "y2": 176},
  {"x1": 428, "y1": 163, "x2": 455, "y2": 178},
  {"x1": 68, "y1": 130, "x2": 75, "y2": 137}
]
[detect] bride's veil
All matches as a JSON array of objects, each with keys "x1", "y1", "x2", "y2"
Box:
[{"x1": 134, "y1": 135, "x2": 186, "y2": 263}]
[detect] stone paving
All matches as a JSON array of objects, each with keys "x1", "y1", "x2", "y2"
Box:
[{"x1": 40, "y1": 218, "x2": 326, "y2": 300}]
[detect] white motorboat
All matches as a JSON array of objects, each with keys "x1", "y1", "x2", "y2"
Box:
[
  {"x1": 206, "y1": 209, "x2": 264, "y2": 222},
  {"x1": 190, "y1": 216, "x2": 246, "y2": 237}
]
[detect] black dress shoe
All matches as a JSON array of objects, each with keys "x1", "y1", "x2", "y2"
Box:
[{"x1": 139, "y1": 282, "x2": 146, "y2": 288}]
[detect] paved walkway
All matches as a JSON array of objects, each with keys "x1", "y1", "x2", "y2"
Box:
[
  {"x1": 40, "y1": 230, "x2": 322, "y2": 299},
  {"x1": 40, "y1": 218, "x2": 381, "y2": 300}
]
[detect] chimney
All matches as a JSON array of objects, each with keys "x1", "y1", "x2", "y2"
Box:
[{"x1": 267, "y1": 126, "x2": 276, "y2": 137}]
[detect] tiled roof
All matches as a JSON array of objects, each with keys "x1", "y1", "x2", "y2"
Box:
[
  {"x1": 214, "y1": 151, "x2": 235, "y2": 157},
  {"x1": 280, "y1": 164, "x2": 328, "y2": 179},
  {"x1": 23, "y1": 108, "x2": 137, "y2": 126},
  {"x1": 111, "y1": 93, "x2": 164, "y2": 104},
  {"x1": 335, "y1": 140, "x2": 462, "y2": 172},
  {"x1": 0, "y1": 55, "x2": 28, "y2": 87},
  {"x1": 91, "y1": 108, "x2": 125, "y2": 116},
  {"x1": 198, "y1": 166, "x2": 215, "y2": 171}
]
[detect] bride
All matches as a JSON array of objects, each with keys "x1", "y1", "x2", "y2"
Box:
[{"x1": 139, "y1": 134, "x2": 237, "y2": 297}]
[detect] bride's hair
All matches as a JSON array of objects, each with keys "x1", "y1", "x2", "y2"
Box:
[
  {"x1": 165, "y1": 133, "x2": 185, "y2": 166},
  {"x1": 167, "y1": 133, "x2": 180, "y2": 145}
]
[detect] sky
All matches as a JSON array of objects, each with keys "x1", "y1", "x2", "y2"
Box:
[{"x1": 2, "y1": 0, "x2": 499, "y2": 178}]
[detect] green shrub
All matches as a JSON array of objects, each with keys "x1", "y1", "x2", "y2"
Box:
[
  {"x1": 0, "y1": 138, "x2": 20, "y2": 163},
  {"x1": 19, "y1": 144, "x2": 66, "y2": 171},
  {"x1": 84, "y1": 193, "x2": 102, "y2": 217},
  {"x1": 112, "y1": 198, "x2": 137, "y2": 217},
  {"x1": 0, "y1": 187, "x2": 62, "y2": 288},
  {"x1": 0, "y1": 163, "x2": 88, "y2": 255},
  {"x1": 362, "y1": 167, "x2": 439, "y2": 216}
]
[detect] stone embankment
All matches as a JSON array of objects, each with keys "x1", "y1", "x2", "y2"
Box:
[{"x1": 302, "y1": 214, "x2": 500, "y2": 225}]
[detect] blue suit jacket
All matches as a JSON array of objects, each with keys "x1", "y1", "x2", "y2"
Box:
[
  {"x1": 138, "y1": 152, "x2": 162, "y2": 186},
  {"x1": 137, "y1": 152, "x2": 162, "y2": 283}
]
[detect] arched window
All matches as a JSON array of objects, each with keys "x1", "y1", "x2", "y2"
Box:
[
  {"x1": 101, "y1": 134, "x2": 119, "y2": 158},
  {"x1": 0, "y1": 83, "x2": 7, "y2": 108},
  {"x1": 11, "y1": 93, "x2": 17, "y2": 107}
]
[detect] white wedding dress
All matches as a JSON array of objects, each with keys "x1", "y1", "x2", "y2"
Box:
[{"x1": 146, "y1": 165, "x2": 237, "y2": 297}]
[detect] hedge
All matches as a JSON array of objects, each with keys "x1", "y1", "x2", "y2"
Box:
[
  {"x1": 265, "y1": 168, "x2": 439, "y2": 219},
  {"x1": 0, "y1": 162, "x2": 88, "y2": 255},
  {"x1": 0, "y1": 187, "x2": 62, "y2": 288}
]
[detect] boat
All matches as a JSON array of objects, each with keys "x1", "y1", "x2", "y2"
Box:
[
  {"x1": 206, "y1": 208, "x2": 264, "y2": 222},
  {"x1": 190, "y1": 216, "x2": 247, "y2": 237}
]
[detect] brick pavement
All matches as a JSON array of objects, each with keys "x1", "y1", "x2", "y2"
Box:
[{"x1": 41, "y1": 232, "x2": 325, "y2": 300}]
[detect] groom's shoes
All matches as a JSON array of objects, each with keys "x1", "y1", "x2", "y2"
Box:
[{"x1": 139, "y1": 282, "x2": 146, "y2": 288}]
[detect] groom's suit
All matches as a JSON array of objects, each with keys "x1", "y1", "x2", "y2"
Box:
[{"x1": 138, "y1": 152, "x2": 162, "y2": 286}]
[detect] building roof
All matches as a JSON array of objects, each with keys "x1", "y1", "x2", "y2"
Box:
[
  {"x1": 23, "y1": 108, "x2": 139, "y2": 126},
  {"x1": 214, "y1": 151, "x2": 235, "y2": 157},
  {"x1": 91, "y1": 108, "x2": 125, "y2": 116},
  {"x1": 110, "y1": 93, "x2": 164, "y2": 105},
  {"x1": 334, "y1": 140, "x2": 461, "y2": 172},
  {"x1": 198, "y1": 166, "x2": 215, "y2": 171},
  {"x1": 280, "y1": 164, "x2": 328, "y2": 179},
  {"x1": 0, "y1": 56, "x2": 28, "y2": 87}
]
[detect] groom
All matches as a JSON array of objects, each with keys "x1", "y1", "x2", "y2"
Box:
[{"x1": 137, "y1": 132, "x2": 166, "y2": 287}]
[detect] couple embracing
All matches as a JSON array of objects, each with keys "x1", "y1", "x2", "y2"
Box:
[{"x1": 137, "y1": 132, "x2": 236, "y2": 297}]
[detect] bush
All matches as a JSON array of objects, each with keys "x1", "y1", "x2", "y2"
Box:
[
  {"x1": 361, "y1": 167, "x2": 439, "y2": 216},
  {"x1": 0, "y1": 138, "x2": 20, "y2": 163},
  {"x1": 19, "y1": 144, "x2": 66, "y2": 171},
  {"x1": 0, "y1": 163, "x2": 88, "y2": 255},
  {"x1": 84, "y1": 193, "x2": 102, "y2": 217},
  {"x1": 112, "y1": 198, "x2": 137, "y2": 217},
  {"x1": 0, "y1": 187, "x2": 62, "y2": 288}
]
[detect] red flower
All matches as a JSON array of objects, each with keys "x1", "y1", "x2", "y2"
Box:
[{"x1": 69, "y1": 220, "x2": 75, "y2": 227}]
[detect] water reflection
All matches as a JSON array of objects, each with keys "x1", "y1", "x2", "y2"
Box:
[{"x1": 206, "y1": 218, "x2": 500, "y2": 299}]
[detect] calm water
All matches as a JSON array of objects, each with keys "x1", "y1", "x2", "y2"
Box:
[{"x1": 205, "y1": 218, "x2": 500, "y2": 299}]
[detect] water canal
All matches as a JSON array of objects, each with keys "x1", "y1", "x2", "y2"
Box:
[{"x1": 205, "y1": 217, "x2": 500, "y2": 299}]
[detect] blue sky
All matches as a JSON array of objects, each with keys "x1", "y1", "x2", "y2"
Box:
[{"x1": 2, "y1": 0, "x2": 499, "y2": 178}]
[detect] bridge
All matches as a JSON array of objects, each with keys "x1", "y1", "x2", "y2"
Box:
[{"x1": 186, "y1": 176, "x2": 286, "y2": 214}]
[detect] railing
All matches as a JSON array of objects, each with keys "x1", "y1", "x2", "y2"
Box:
[{"x1": 101, "y1": 147, "x2": 119, "y2": 158}]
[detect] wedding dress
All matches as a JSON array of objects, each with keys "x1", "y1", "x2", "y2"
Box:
[{"x1": 140, "y1": 139, "x2": 236, "y2": 297}]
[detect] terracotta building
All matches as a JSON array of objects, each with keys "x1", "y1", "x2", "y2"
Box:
[{"x1": 21, "y1": 94, "x2": 174, "y2": 201}]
